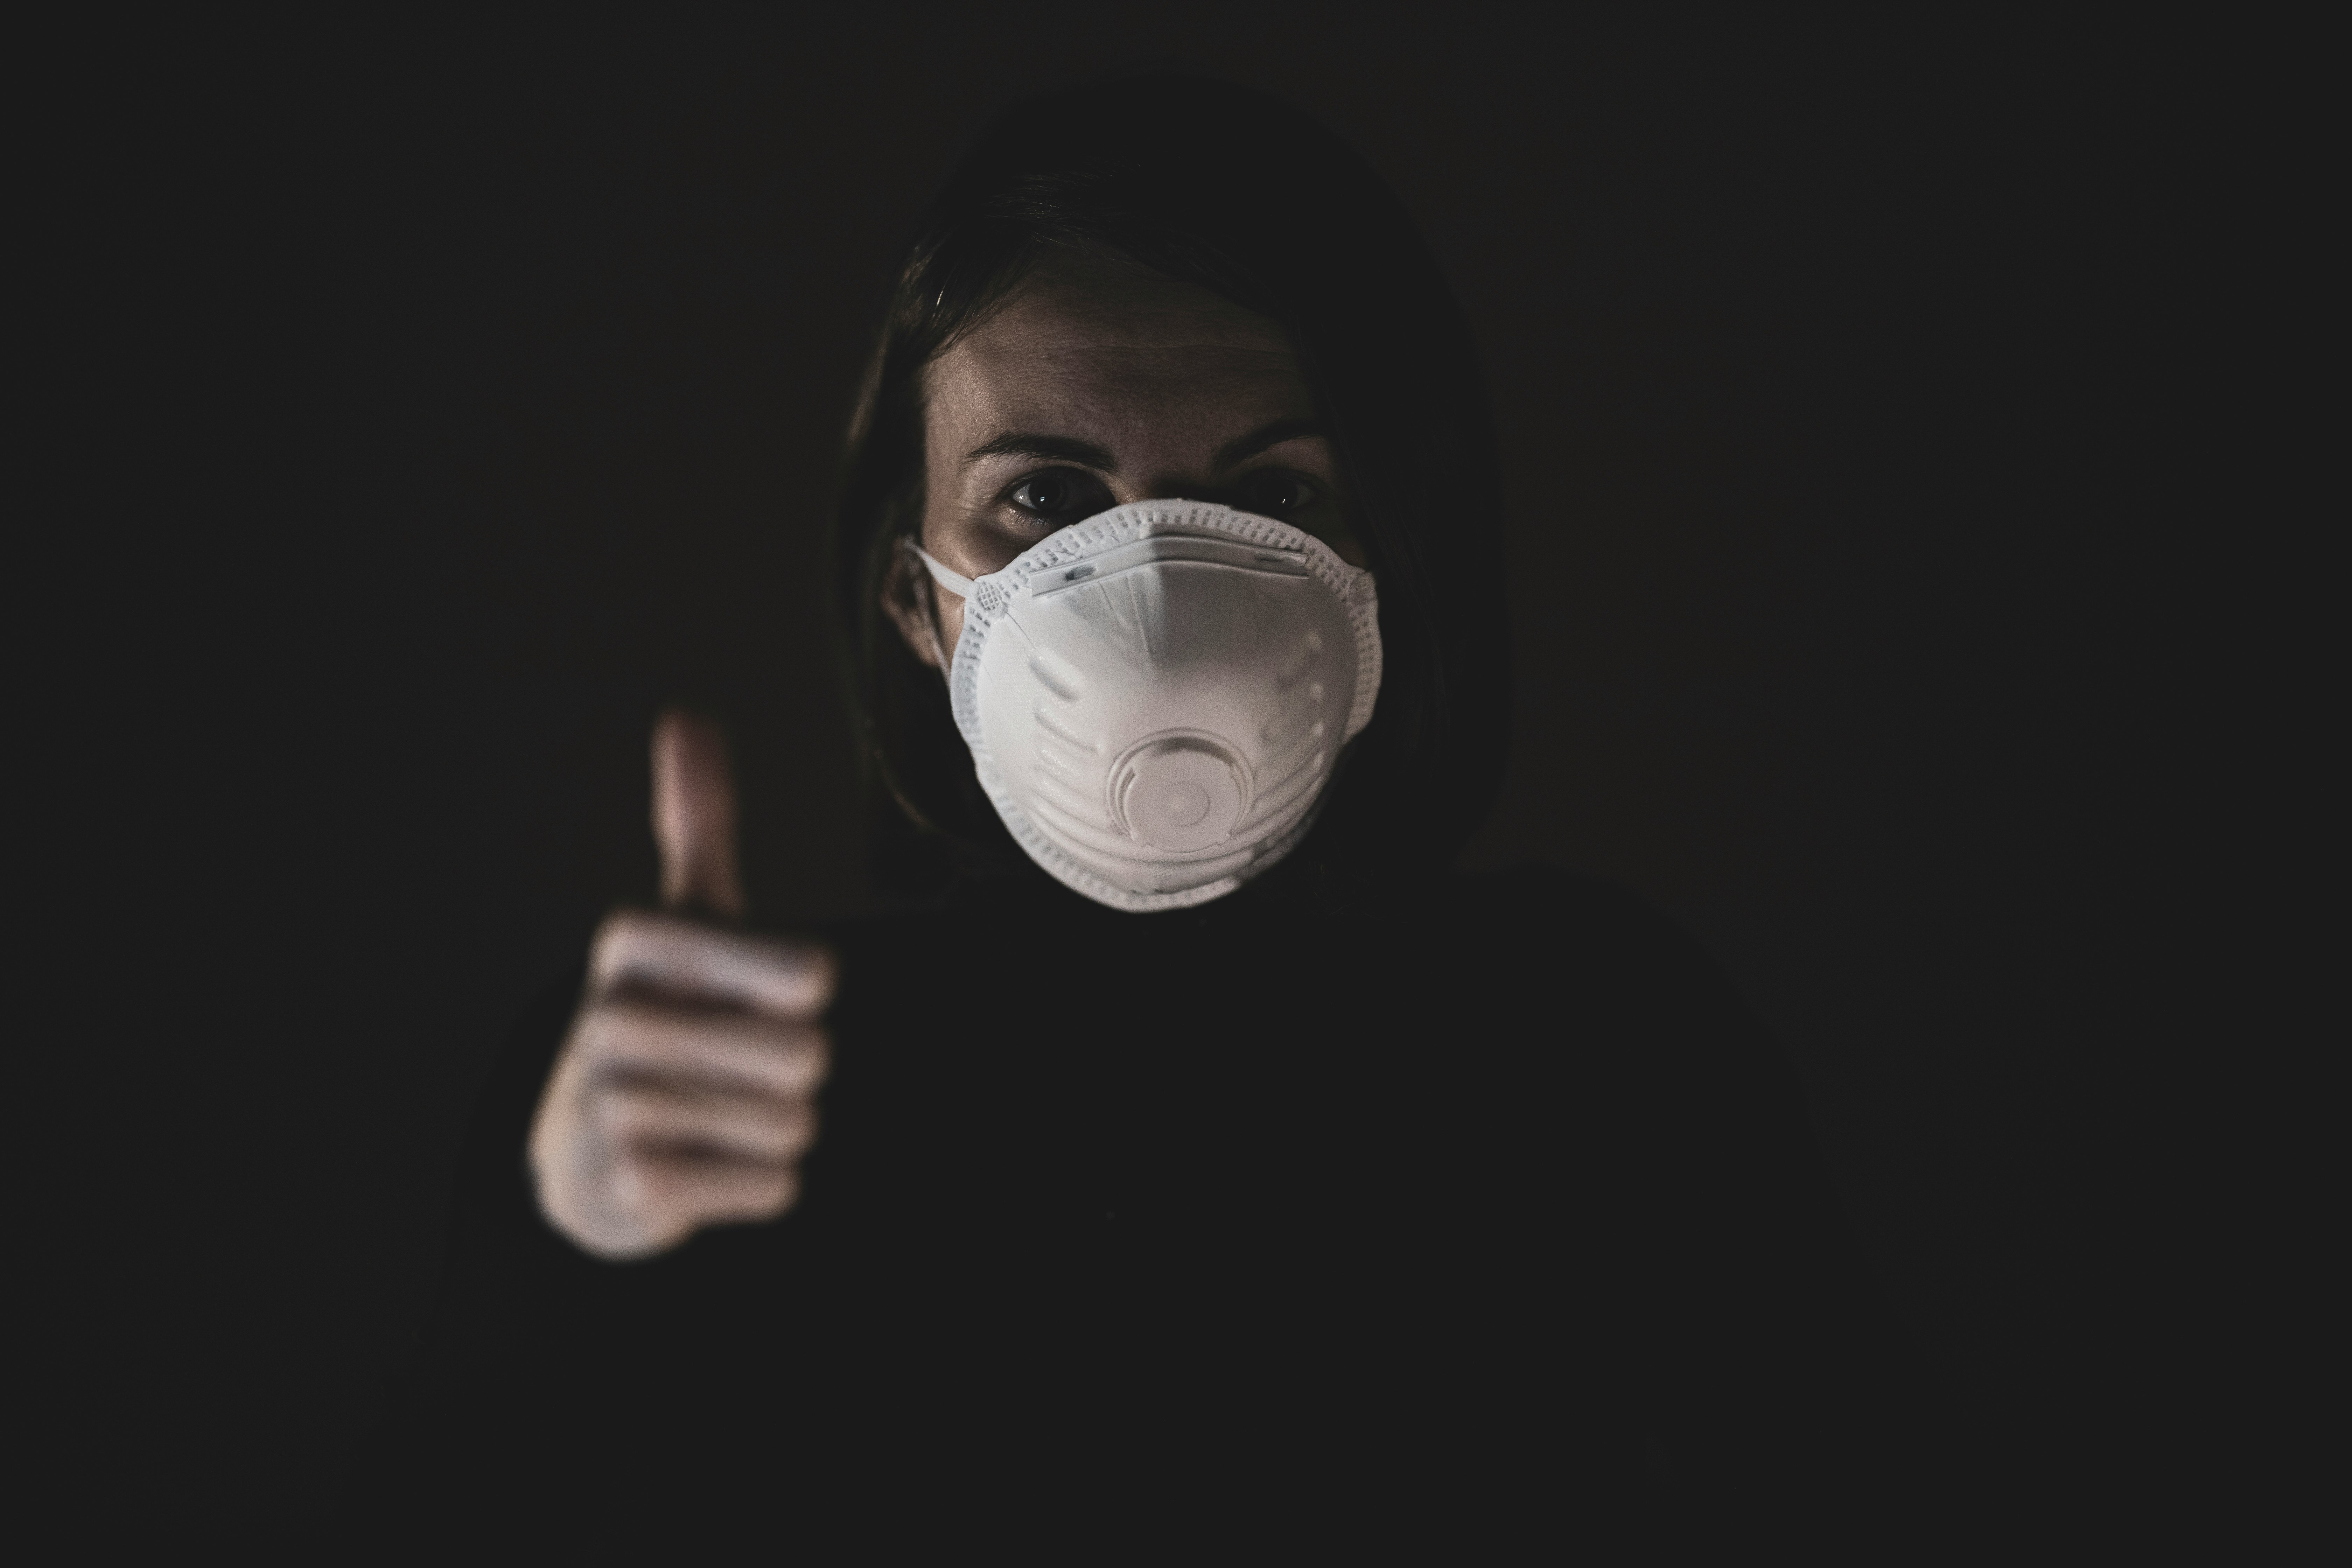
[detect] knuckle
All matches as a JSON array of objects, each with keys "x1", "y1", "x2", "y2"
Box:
[
  {"x1": 772, "y1": 1103, "x2": 817, "y2": 1157},
  {"x1": 794, "y1": 1029, "x2": 833, "y2": 1086},
  {"x1": 808, "y1": 946, "x2": 841, "y2": 1004},
  {"x1": 590, "y1": 910, "x2": 648, "y2": 970},
  {"x1": 785, "y1": 948, "x2": 841, "y2": 1014},
  {"x1": 752, "y1": 1169, "x2": 798, "y2": 1217},
  {"x1": 730, "y1": 936, "x2": 835, "y2": 1014},
  {"x1": 769, "y1": 933, "x2": 831, "y2": 974}
]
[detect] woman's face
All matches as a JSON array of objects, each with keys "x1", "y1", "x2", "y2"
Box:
[{"x1": 884, "y1": 254, "x2": 1364, "y2": 668}]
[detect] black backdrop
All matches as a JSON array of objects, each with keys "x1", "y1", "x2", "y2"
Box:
[{"x1": 48, "y1": 9, "x2": 2238, "y2": 1545}]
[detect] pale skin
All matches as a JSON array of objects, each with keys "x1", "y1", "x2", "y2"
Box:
[
  {"x1": 533, "y1": 254, "x2": 1356, "y2": 1258},
  {"x1": 883, "y1": 251, "x2": 1366, "y2": 665},
  {"x1": 530, "y1": 711, "x2": 835, "y2": 1260}
]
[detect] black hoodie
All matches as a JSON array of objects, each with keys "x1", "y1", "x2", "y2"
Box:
[{"x1": 336, "y1": 854, "x2": 1930, "y2": 1558}]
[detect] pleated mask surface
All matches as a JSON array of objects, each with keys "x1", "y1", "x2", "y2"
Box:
[{"x1": 909, "y1": 500, "x2": 1381, "y2": 912}]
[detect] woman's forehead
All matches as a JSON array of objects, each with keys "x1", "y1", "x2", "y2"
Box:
[
  {"x1": 922, "y1": 354, "x2": 1312, "y2": 471},
  {"x1": 926, "y1": 272, "x2": 1306, "y2": 433},
  {"x1": 961, "y1": 262, "x2": 1293, "y2": 359}
]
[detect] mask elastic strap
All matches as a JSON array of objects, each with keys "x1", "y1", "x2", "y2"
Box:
[
  {"x1": 899, "y1": 538, "x2": 968, "y2": 671},
  {"x1": 902, "y1": 539, "x2": 975, "y2": 598}
]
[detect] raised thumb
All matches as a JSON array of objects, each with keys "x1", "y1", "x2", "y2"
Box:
[{"x1": 652, "y1": 708, "x2": 746, "y2": 919}]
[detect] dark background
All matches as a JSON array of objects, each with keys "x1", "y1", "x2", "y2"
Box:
[{"x1": 50, "y1": 7, "x2": 2244, "y2": 1544}]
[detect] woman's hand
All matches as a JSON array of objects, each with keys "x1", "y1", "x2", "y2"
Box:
[{"x1": 529, "y1": 711, "x2": 837, "y2": 1260}]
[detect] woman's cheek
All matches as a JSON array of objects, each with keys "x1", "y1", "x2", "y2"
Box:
[{"x1": 940, "y1": 594, "x2": 967, "y2": 660}]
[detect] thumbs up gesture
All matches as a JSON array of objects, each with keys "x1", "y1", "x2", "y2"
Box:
[{"x1": 529, "y1": 711, "x2": 838, "y2": 1259}]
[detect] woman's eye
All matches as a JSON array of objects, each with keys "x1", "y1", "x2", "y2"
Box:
[
  {"x1": 1008, "y1": 470, "x2": 1099, "y2": 519},
  {"x1": 1238, "y1": 473, "x2": 1320, "y2": 517}
]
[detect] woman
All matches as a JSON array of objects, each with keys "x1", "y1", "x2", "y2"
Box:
[{"x1": 344, "y1": 69, "x2": 1923, "y2": 1556}]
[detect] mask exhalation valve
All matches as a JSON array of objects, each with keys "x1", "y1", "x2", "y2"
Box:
[{"x1": 1109, "y1": 733, "x2": 1250, "y2": 854}]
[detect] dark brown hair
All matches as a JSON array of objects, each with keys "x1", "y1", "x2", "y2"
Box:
[{"x1": 827, "y1": 66, "x2": 1511, "y2": 900}]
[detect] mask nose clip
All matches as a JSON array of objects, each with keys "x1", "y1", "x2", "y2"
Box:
[{"x1": 1107, "y1": 733, "x2": 1251, "y2": 854}]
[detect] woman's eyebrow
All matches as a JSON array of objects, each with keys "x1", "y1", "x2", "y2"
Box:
[
  {"x1": 961, "y1": 433, "x2": 1118, "y2": 472},
  {"x1": 961, "y1": 418, "x2": 1326, "y2": 476},
  {"x1": 1213, "y1": 416, "x2": 1324, "y2": 472}
]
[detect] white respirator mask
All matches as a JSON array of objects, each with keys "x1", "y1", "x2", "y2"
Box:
[{"x1": 908, "y1": 500, "x2": 1382, "y2": 912}]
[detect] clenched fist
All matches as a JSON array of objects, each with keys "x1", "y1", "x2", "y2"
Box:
[{"x1": 529, "y1": 711, "x2": 838, "y2": 1260}]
